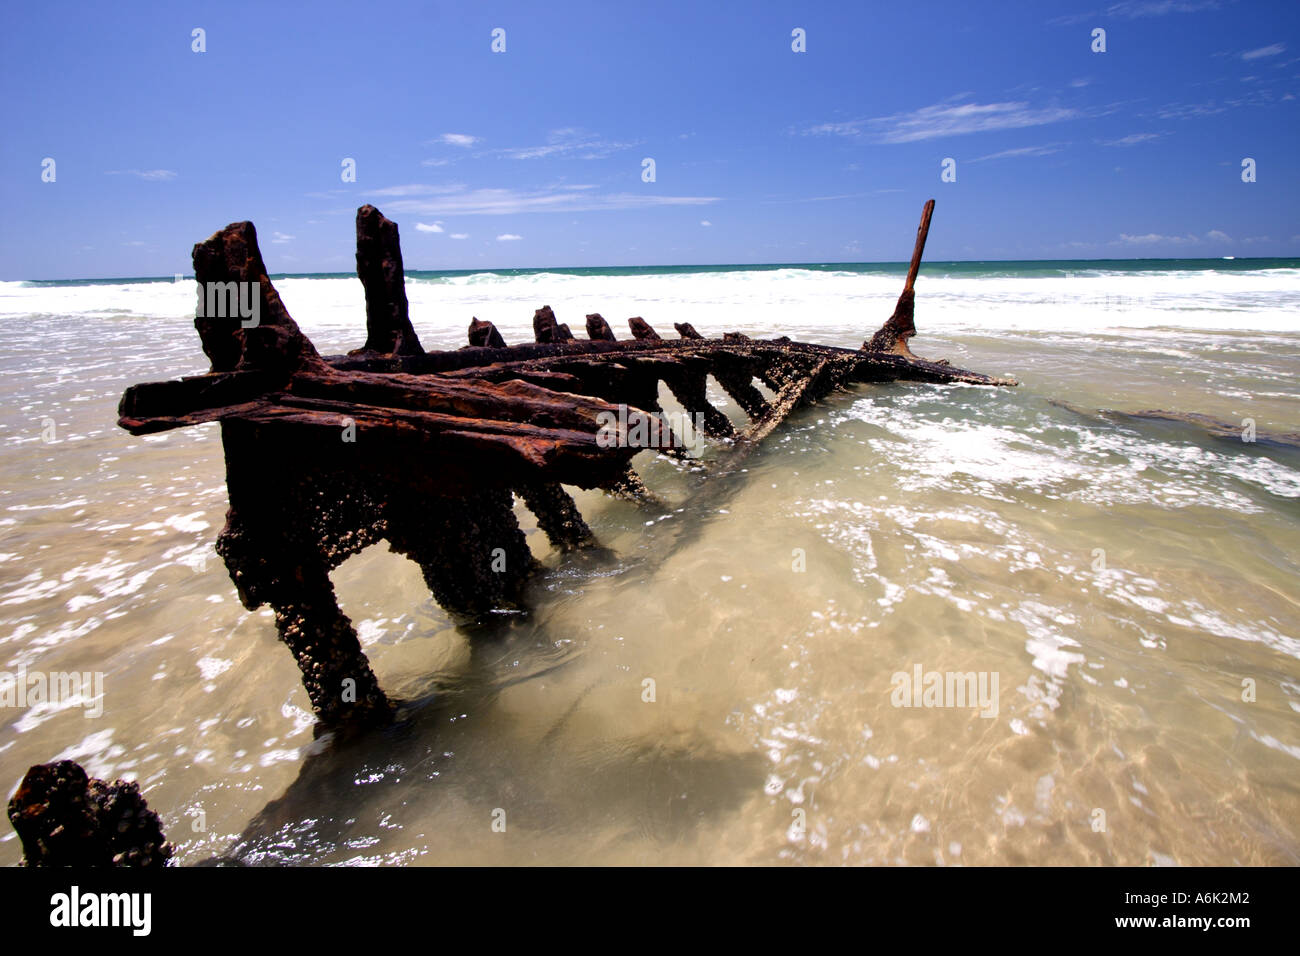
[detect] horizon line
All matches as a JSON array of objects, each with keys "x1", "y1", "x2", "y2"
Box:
[{"x1": 12, "y1": 254, "x2": 1300, "y2": 285}]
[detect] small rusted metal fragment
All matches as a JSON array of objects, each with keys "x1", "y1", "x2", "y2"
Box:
[
  {"x1": 469, "y1": 317, "x2": 507, "y2": 349},
  {"x1": 628, "y1": 317, "x2": 661, "y2": 340},
  {"x1": 192, "y1": 221, "x2": 328, "y2": 377},
  {"x1": 586, "y1": 313, "x2": 617, "y2": 341},
  {"x1": 534, "y1": 305, "x2": 574, "y2": 343}
]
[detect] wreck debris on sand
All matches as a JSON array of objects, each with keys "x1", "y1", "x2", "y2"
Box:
[{"x1": 116, "y1": 199, "x2": 1014, "y2": 726}]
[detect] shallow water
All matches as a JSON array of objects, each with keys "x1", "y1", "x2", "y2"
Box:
[{"x1": 1, "y1": 267, "x2": 1297, "y2": 865}]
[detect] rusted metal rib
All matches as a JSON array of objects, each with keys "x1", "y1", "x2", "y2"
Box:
[
  {"x1": 353, "y1": 204, "x2": 424, "y2": 357},
  {"x1": 863, "y1": 197, "x2": 933, "y2": 357}
]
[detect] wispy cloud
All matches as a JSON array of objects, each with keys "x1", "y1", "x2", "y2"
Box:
[
  {"x1": 1106, "y1": 0, "x2": 1219, "y2": 18},
  {"x1": 1116, "y1": 232, "x2": 1200, "y2": 244},
  {"x1": 876, "y1": 101, "x2": 1078, "y2": 143},
  {"x1": 450, "y1": 233, "x2": 468, "y2": 240},
  {"x1": 496, "y1": 234, "x2": 522, "y2": 241},
  {"x1": 1049, "y1": 1, "x2": 1217, "y2": 24},
  {"x1": 105, "y1": 169, "x2": 177, "y2": 181},
  {"x1": 969, "y1": 144, "x2": 1065, "y2": 162},
  {"x1": 1198, "y1": 229, "x2": 1270, "y2": 244},
  {"x1": 372, "y1": 184, "x2": 720, "y2": 216},
  {"x1": 271, "y1": 231, "x2": 294, "y2": 244},
  {"x1": 369, "y1": 183, "x2": 467, "y2": 198},
  {"x1": 1242, "y1": 43, "x2": 1286, "y2": 60},
  {"x1": 422, "y1": 128, "x2": 636, "y2": 163},
  {"x1": 807, "y1": 99, "x2": 1078, "y2": 144},
  {"x1": 415, "y1": 222, "x2": 444, "y2": 233},
  {"x1": 1047, "y1": 12, "x2": 1097, "y2": 25},
  {"x1": 1151, "y1": 86, "x2": 1282, "y2": 119},
  {"x1": 492, "y1": 127, "x2": 635, "y2": 160},
  {"x1": 700, "y1": 220, "x2": 712, "y2": 227},
  {"x1": 1101, "y1": 132, "x2": 1162, "y2": 146},
  {"x1": 1152, "y1": 100, "x2": 1227, "y2": 119},
  {"x1": 804, "y1": 119, "x2": 865, "y2": 137},
  {"x1": 762, "y1": 190, "x2": 904, "y2": 203}
]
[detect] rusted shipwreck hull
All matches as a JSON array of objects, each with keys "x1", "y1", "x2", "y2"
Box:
[{"x1": 117, "y1": 198, "x2": 1014, "y2": 727}]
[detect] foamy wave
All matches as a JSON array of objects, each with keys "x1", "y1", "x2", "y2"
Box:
[
  {"x1": 837, "y1": 391, "x2": 1300, "y2": 509},
  {"x1": 3, "y1": 266, "x2": 1299, "y2": 342}
]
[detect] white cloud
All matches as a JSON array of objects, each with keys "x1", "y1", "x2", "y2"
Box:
[
  {"x1": 415, "y1": 222, "x2": 444, "y2": 233},
  {"x1": 1116, "y1": 232, "x2": 1200, "y2": 244},
  {"x1": 1242, "y1": 43, "x2": 1286, "y2": 60},
  {"x1": 1047, "y1": 12, "x2": 1097, "y2": 25},
  {"x1": 106, "y1": 169, "x2": 177, "y2": 181},
  {"x1": 272, "y1": 231, "x2": 294, "y2": 244},
  {"x1": 1050, "y1": 1, "x2": 1215, "y2": 25},
  {"x1": 1152, "y1": 86, "x2": 1279, "y2": 120},
  {"x1": 1205, "y1": 229, "x2": 1231, "y2": 241},
  {"x1": 700, "y1": 220, "x2": 712, "y2": 226},
  {"x1": 763, "y1": 189, "x2": 905, "y2": 204},
  {"x1": 497, "y1": 234, "x2": 522, "y2": 241},
  {"x1": 421, "y1": 158, "x2": 453, "y2": 167},
  {"x1": 450, "y1": 233, "x2": 469, "y2": 240},
  {"x1": 1153, "y1": 100, "x2": 1227, "y2": 119},
  {"x1": 494, "y1": 128, "x2": 635, "y2": 160},
  {"x1": 804, "y1": 120, "x2": 865, "y2": 137},
  {"x1": 378, "y1": 184, "x2": 720, "y2": 216},
  {"x1": 808, "y1": 99, "x2": 1078, "y2": 144},
  {"x1": 1101, "y1": 132, "x2": 1162, "y2": 146},
  {"x1": 369, "y1": 183, "x2": 466, "y2": 198},
  {"x1": 880, "y1": 101, "x2": 1078, "y2": 143},
  {"x1": 1105, "y1": 1, "x2": 1219, "y2": 18},
  {"x1": 970, "y1": 144, "x2": 1064, "y2": 162},
  {"x1": 441, "y1": 133, "x2": 479, "y2": 147}
]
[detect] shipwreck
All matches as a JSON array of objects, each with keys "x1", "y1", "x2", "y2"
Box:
[{"x1": 115, "y1": 198, "x2": 1015, "y2": 728}]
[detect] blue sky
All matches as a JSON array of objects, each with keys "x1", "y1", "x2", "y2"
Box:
[{"x1": 2, "y1": 0, "x2": 1297, "y2": 278}]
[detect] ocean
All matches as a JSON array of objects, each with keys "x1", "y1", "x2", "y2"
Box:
[{"x1": 1, "y1": 258, "x2": 1297, "y2": 865}]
